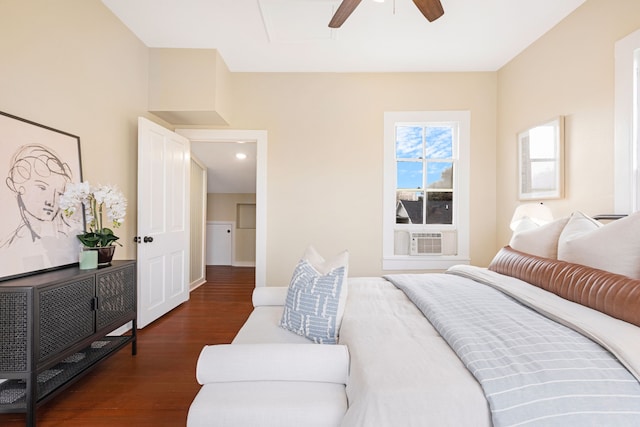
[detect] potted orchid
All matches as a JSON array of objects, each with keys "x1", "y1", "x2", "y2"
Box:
[{"x1": 59, "y1": 181, "x2": 127, "y2": 265}]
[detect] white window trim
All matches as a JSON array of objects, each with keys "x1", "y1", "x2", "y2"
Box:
[
  {"x1": 614, "y1": 29, "x2": 640, "y2": 213},
  {"x1": 383, "y1": 111, "x2": 471, "y2": 270}
]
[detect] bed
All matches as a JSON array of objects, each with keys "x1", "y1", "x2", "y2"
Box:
[
  {"x1": 341, "y1": 264, "x2": 640, "y2": 426},
  {"x1": 340, "y1": 211, "x2": 640, "y2": 426},
  {"x1": 188, "y1": 211, "x2": 640, "y2": 426}
]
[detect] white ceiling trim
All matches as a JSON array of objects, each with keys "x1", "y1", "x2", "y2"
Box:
[{"x1": 259, "y1": 0, "x2": 338, "y2": 43}]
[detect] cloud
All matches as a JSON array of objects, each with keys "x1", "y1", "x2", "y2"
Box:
[
  {"x1": 396, "y1": 126, "x2": 453, "y2": 159},
  {"x1": 425, "y1": 127, "x2": 452, "y2": 159},
  {"x1": 396, "y1": 126, "x2": 422, "y2": 158}
]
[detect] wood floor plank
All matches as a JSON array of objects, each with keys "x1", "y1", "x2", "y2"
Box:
[{"x1": 0, "y1": 266, "x2": 255, "y2": 427}]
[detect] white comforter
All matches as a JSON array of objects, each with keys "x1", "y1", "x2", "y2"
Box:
[
  {"x1": 338, "y1": 275, "x2": 491, "y2": 427},
  {"x1": 337, "y1": 267, "x2": 640, "y2": 427}
]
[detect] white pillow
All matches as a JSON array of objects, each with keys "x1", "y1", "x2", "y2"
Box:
[
  {"x1": 511, "y1": 216, "x2": 541, "y2": 233},
  {"x1": 557, "y1": 211, "x2": 602, "y2": 243},
  {"x1": 302, "y1": 245, "x2": 349, "y2": 276},
  {"x1": 280, "y1": 246, "x2": 349, "y2": 344},
  {"x1": 558, "y1": 211, "x2": 640, "y2": 279},
  {"x1": 509, "y1": 216, "x2": 569, "y2": 259}
]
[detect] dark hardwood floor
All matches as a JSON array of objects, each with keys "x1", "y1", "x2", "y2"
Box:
[{"x1": 0, "y1": 266, "x2": 255, "y2": 427}]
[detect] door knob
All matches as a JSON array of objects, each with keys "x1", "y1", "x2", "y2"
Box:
[{"x1": 143, "y1": 236, "x2": 154, "y2": 243}]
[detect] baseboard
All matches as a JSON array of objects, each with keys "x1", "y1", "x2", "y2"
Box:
[
  {"x1": 190, "y1": 278, "x2": 207, "y2": 292},
  {"x1": 232, "y1": 261, "x2": 256, "y2": 267}
]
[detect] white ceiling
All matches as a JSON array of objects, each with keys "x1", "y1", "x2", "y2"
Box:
[
  {"x1": 102, "y1": 0, "x2": 586, "y2": 73},
  {"x1": 191, "y1": 141, "x2": 257, "y2": 194}
]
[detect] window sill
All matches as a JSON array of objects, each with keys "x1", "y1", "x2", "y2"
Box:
[{"x1": 382, "y1": 255, "x2": 470, "y2": 271}]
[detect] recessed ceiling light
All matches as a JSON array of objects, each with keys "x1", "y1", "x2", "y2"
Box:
[{"x1": 236, "y1": 153, "x2": 247, "y2": 160}]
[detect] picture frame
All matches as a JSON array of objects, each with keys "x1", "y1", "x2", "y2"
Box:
[
  {"x1": 518, "y1": 116, "x2": 564, "y2": 200},
  {"x1": 0, "y1": 111, "x2": 84, "y2": 280}
]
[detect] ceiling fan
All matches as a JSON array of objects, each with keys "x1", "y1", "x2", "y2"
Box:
[{"x1": 329, "y1": 0, "x2": 444, "y2": 28}]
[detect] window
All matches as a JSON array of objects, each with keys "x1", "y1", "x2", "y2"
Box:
[
  {"x1": 383, "y1": 111, "x2": 470, "y2": 270},
  {"x1": 396, "y1": 125, "x2": 454, "y2": 225},
  {"x1": 615, "y1": 29, "x2": 640, "y2": 213}
]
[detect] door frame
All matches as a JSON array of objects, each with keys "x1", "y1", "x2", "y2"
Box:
[
  {"x1": 176, "y1": 128, "x2": 267, "y2": 287},
  {"x1": 190, "y1": 154, "x2": 207, "y2": 289}
]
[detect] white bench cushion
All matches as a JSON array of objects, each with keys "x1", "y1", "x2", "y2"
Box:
[
  {"x1": 232, "y1": 306, "x2": 310, "y2": 344},
  {"x1": 196, "y1": 343, "x2": 349, "y2": 384},
  {"x1": 252, "y1": 286, "x2": 289, "y2": 306},
  {"x1": 187, "y1": 381, "x2": 347, "y2": 427}
]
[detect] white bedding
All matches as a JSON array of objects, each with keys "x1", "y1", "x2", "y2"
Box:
[
  {"x1": 338, "y1": 268, "x2": 640, "y2": 426},
  {"x1": 338, "y1": 277, "x2": 491, "y2": 427}
]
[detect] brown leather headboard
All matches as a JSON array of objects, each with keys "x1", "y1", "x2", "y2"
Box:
[{"x1": 489, "y1": 246, "x2": 640, "y2": 327}]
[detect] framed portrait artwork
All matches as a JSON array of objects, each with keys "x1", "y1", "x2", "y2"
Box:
[
  {"x1": 0, "y1": 111, "x2": 84, "y2": 280},
  {"x1": 518, "y1": 116, "x2": 565, "y2": 200}
]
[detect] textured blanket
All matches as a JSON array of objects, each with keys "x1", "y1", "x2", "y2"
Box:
[{"x1": 385, "y1": 273, "x2": 640, "y2": 427}]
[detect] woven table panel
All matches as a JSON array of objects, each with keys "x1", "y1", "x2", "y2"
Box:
[
  {"x1": 0, "y1": 291, "x2": 28, "y2": 372},
  {"x1": 96, "y1": 265, "x2": 135, "y2": 329},
  {"x1": 39, "y1": 278, "x2": 95, "y2": 361}
]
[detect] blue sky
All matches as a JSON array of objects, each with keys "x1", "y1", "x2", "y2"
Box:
[{"x1": 396, "y1": 126, "x2": 453, "y2": 189}]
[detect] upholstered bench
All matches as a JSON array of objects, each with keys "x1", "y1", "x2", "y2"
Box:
[{"x1": 186, "y1": 286, "x2": 350, "y2": 427}]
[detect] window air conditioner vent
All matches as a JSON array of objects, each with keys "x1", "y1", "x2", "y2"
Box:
[{"x1": 410, "y1": 232, "x2": 442, "y2": 255}]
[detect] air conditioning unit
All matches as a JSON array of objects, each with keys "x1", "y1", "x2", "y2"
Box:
[
  {"x1": 410, "y1": 231, "x2": 457, "y2": 256},
  {"x1": 410, "y1": 232, "x2": 442, "y2": 255}
]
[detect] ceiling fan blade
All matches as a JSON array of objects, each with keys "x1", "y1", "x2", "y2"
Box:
[
  {"x1": 328, "y1": 0, "x2": 363, "y2": 28},
  {"x1": 412, "y1": 0, "x2": 444, "y2": 22}
]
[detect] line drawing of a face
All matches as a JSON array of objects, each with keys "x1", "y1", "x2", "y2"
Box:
[
  {"x1": 17, "y1": 165, "x2": 69, "y2": 222},
  {"x1": 3, "y1": 144, "x2": 73, "y2": 246}
]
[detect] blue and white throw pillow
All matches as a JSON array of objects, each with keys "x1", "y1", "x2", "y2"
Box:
[{"x1": 280, "y1": 247, "x2": 348, "y2": 344}]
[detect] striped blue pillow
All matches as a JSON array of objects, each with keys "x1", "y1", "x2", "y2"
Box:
[{"x1": 280, "y1": 259, "x2": 346, "y2": 344}]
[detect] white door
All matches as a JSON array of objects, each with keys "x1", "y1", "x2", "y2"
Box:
[
  {"x1": 137, "y1": 117, "x2": 190, "y2": 328},
  {"x1": 206, "y1": 222, "x2": 233, "y2": 265}
]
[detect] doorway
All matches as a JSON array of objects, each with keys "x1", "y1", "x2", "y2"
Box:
[{"x1": 176, "y1": 128, "x2": 267, "y2": 287}]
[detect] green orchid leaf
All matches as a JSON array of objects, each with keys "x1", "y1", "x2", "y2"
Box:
[{"x1": 77, "y1": 229, "x2": 121, "y2": 248}]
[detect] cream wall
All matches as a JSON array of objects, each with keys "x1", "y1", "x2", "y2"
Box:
[
  {"x1": 0, "y1": 0, "x2": 165, "y2": 262},
  {"x1": 226, "y1": 72, "x2": 497, "y2": 284},
  {"x1": 207, "y1": 193, "x2": 257, "y2": 265},
  {"x1": 148, "y1": 48, "x2": 231, "y2": 126},
  {"x1": 496, "y1": 0, "x2": 640, "y2": 247}
]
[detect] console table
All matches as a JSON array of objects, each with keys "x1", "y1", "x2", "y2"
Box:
[{"x1": 0, "y1": 260, "x2": 137, "y2": 427}]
